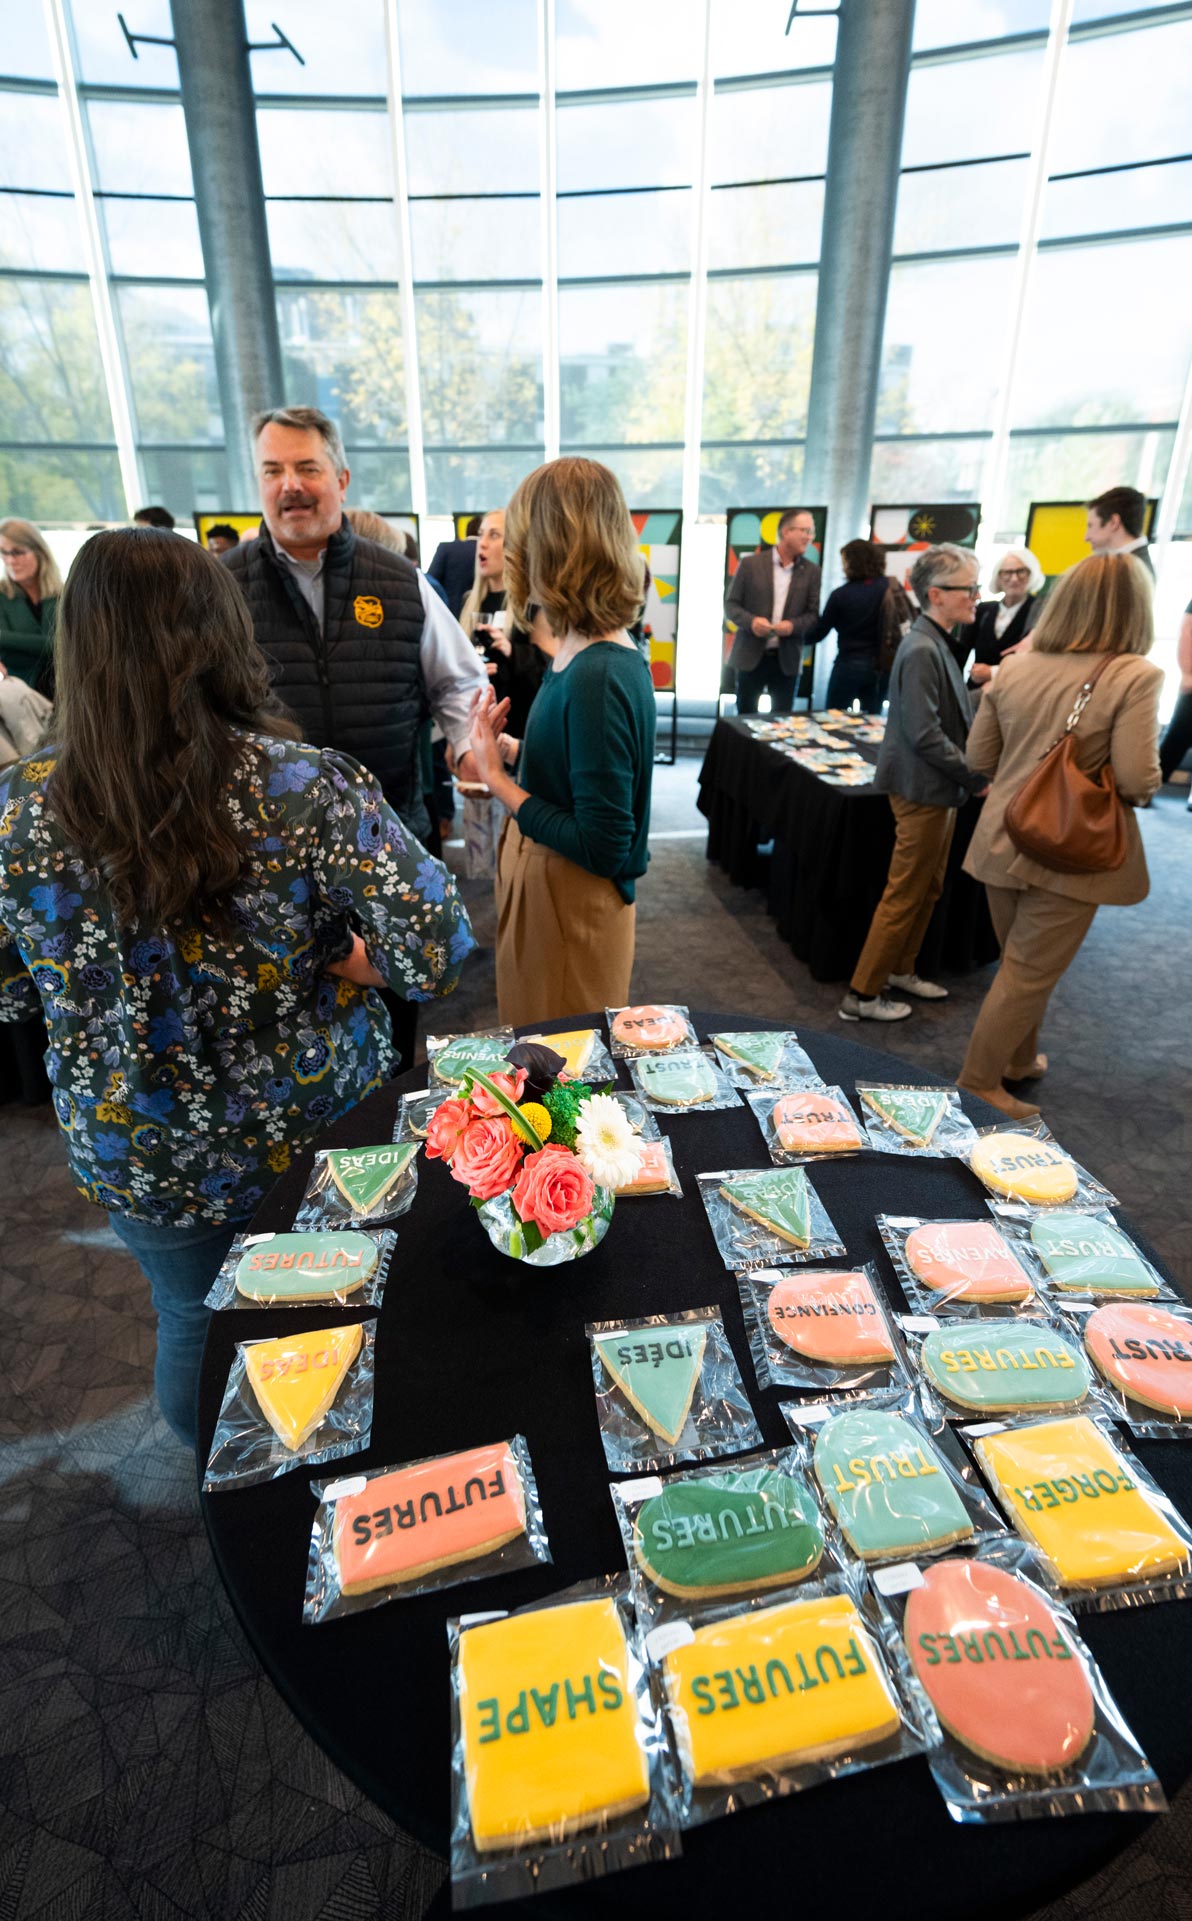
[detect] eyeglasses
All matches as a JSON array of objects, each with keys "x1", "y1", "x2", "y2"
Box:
[
  {"x1": 999, "y1": 567, "x2": 1029, "y2": 579},
  {"x1": 0, "y1": 547, "x2": 30, "y2": 561},
  {"x1": 936, "y1": 582, "x2": 980, "y2": 597}
]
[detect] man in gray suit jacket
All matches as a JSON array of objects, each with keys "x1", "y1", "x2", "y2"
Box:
[
  {"x1": 725, "y1": 510, "x2": 821, "y2": 714},
  {"x1": 840, "y1": 545, "x2": 989, "y2": 1024}
]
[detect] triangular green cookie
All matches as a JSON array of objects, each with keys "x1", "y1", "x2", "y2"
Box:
[
  {"x1": 326, "y1": 1141, "x2": 417, "y2": 1213},
  {"x1": 720, "y1": 1167, "x2": 811, "y2": 1247},
  {"x1": 595, "y1": 1325, "x2": 707, "y2": 1445},
  {"x1": 860, "y1": 1086, "x2": 949, "y2": 1147},
  {"x1": 713, "y1": 1031, "x2": 787, "y2": 1080}
]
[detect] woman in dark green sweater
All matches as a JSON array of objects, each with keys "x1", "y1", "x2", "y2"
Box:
[
  {"x1": 468, "y1": 458, "x2": 656, "y2": 1025},
  {"x1": 0, "y1": 519, "x2": 62, "y2": 698}
]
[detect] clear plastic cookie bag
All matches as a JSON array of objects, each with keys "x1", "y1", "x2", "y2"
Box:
[
  {"x1": 628, "y1": 1048, "x2": 742, "y2": 1114},
  {"x1": 697, "y1": 1164, "x2": 845, "y2": 1270},
  {"x1": 872, "y1": 1535, "x2": 1165, "y2": 1822},
  {"x1": 709, "y1": 1029, "x2": 822, "y2": 1089},
  {"x1": 605, "y1": 1001, "x2": 698, "y2": 1059},
  {"x1": 744, "y1": 1082, "x2": 867, "y2": 1163},
  {"x1": 878, "y1": 1212, "x2": 1040, "y2": 1321},
  {"x1": 854, "y1": 1083, "x2": 979, "y2": 1159},
  {"x1": 396, "y1": 1084, "x2": 454, "y2": 1143},
  {"x1": 1051, "y1": 1296, "x2": 1192, "y2": 1439},
  {"x1": 965, "y1": 1117, "x2": 1116, "y2": 1209},
  {"x1": 738, "y1": 1261, "x2": 910, "y2": 1398},
  {"x1": 587, "y1": 1307, "x2": 762, "y2": 1475},
  {"x1": 203, "y1": 1318, "x2": 376, "y2": 1492},
  {"x1": 986, "y1": 1201, "x2": 1177, "y2": 1307},
  {"x1": 425, "y1": 1025, "x2": 517, "y2": 1086},
  {"x1": 515, "y1": 1024, "x2": 617, "y2": 1086},
  {"x1": 303, "y1": 1433, "x2": 550, "y2": 1626},
  {"x1": 296, "y1": 1140, "x2": 419, "y2": 1228},
  {"x1": 644, "y1": 1564, "x2": 932, "y2": 1831},
  {"x1": 896, "y1": 1309, "x2": 1118, "y2": 1427},
  {"x1": 448, "y1": 1573, "x2": 682, "y2": 1908},
  {"x1": 203, "y1": 1225, "x2": 396, "y2": 1310},
  {"x1": 609, "y1": 1087, "x2": 660, "y2": 1139},
  {"x1": 611, "y1": 1132, "x2": 683, "y2": 1200}
]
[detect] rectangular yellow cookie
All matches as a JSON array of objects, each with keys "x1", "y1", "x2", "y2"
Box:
[
  {"x1": 663, "y1": 1592, "x2": 901, "y2": 1786},
  {"x1": 976, "y1": 1415, "x2": 1189, "y2": 1588},
  {"x1": 459, "y1": 1596, "x2": 649, "y2": 1852}
]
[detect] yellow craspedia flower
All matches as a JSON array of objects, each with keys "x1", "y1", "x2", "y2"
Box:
[{"x1": 514, "y1": 1101, "x2": 551, "y2": 1143}]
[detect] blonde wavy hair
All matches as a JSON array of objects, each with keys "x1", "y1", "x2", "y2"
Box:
[
  {"x1": 0, "y1": 518, "x2": 63, "y2": 600},
  {"x1": 459, "y1": 509, "x2": 502, "y2": 640},
  {"x1": 1029, "y1": 551, "x2": 1153, "y2": 658},
  {"x1": 504, "y1": 458, "x2": 643, "y2": 639}
]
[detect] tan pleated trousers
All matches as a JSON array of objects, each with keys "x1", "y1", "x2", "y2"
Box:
[
  {"x1": 495, "y1": 818, "x2": 636, "y2": 1027},
  {"x1": 959, "y1": 883, "x2": 1097, "y2": 1088}
]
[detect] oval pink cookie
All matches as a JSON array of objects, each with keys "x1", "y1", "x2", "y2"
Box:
[
  {"x1": 766, "y1": 1269, "x2": 895, "y2": 1364},
  {"x1": 905, "y1": 1220, "x2": 1033, "y2": 1304},
  {"x1": 773, "y1": 1089, "x2": 862, "y2": 1154},
  {"x1": 610, "y1": 1004, "x2": 687, "y2": 1050},
  {"x1": 1085, "y1": 1303, "x2": 1192, "y2": 1418},
  {"x1": 905, "y1": 1558, "x2": 1094, "y2": 1774}
]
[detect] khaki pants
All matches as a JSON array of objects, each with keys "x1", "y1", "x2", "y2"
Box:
[
  {"x1": 959, "y1": 884, "x2": 1096, "y2": 1089},
  {"x1": 495, "y1": 818, "x2": 636, "y2": 1027},
  {"x1": 851, "y1": 797, "x2": 956, "y2": 998}
]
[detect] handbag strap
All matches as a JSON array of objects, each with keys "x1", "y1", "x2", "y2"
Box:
[{"x1": 1037, "y1": 652, "x2": 1122, "y2": 757}]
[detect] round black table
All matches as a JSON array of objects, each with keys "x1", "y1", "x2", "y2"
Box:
[{"x1": 199, "y1": 1016, "x2": 1192, "y2": 1919}]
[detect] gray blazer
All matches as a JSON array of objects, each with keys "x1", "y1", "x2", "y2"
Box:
[
  {"x1": 874, "y1": 613, "x2": 984, "y2": 809},
  {"x1": 725, "y1": 547, "x2": 822, "y2": 678}
]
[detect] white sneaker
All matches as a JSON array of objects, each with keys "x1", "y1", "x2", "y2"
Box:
[
  {"x1": 888, "y1": 972, "x2": 948, "y2": 1001},
  {"x1": 839, "y1": 992, "x2": 912, "y2": 1023}
]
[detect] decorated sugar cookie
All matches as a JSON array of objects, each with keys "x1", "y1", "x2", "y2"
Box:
[
  {"x1": 974, "y1": 1416, "x2": 1189, "y2": 1587},
  {"x1": 633, "y1": 1468, "x2": 823, "y2": 1598},
  {"x1": 326, "y1": 1142, "x2": 417, "y2": 1214},
  {"x1": 594, "y1": 1325, "x2": 707, "y2": 1445},
  {"x1": 663, "y1": 1591, "x2": 901, "y2": 1785},
  {"x1": 432, "y1": 1035, "x2": 514, "y2": 1084},
  {"x1": 970, "y1": 1133, "x2": 1079, "y2": 1204},
  {"x1": 1085, "y1": 1304, "x2": 1192, "y2": 1418},
  {"x1": 772, "y1": 1088, "x2": 862, "y2": 1154},
  {"x1": 720, "y1": 1167, "x2": 811, "y2": 1247},
  {"x1": 611, "y1": 1004, "x2": 688, "y2": 1051},
  {"x1": 814, "y1": 1409, "x2": 974, "y2": 1561},
  {"x1": 244, "y1": 1323, "x2": 363, "y2": 1451},
  {"x1": 919, "y1": 1322, "x2": 1091, "y2": 1414},
  {"x1": 614, "y1": 1139, "x2": 672, "y2": 1196},
  {"x1": 1030, "y1": 1213, "x2": 1157, "y2": 1297},
  {"x1": 334, "y1": 1441, "x2": 527, "y2": 1595},
  {"x1": 460, "y1": 1596, "x2": 649, "y2": 1850},
  {"x1": 522, "y1": 1028, "x2": 597, "y2": 1078},
  {"x1": 905, "y1": 1221, "x2": 1033, "y2": 1305},
  {"x1": 636, "y1": 1053, "x2": 718, "y2": 1107},
  {"x1": 905, "y1": 1560, "x2": 1094, "y2": 1775},
  {"x1": 713, "y1": 1032, "x2": 788, "y2": 1081},
  {"x1": 860, "y1": 1087, "x2": 949, "y2": 1148},
  {"x1": 234, "y1": 1231, "x2": 379, "y2": 1302},
  {"x1": 767, "y1": 1270, "x2": 895, "y2": 1366}
]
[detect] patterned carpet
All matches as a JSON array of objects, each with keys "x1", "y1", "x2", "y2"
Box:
[{"x1": 3, "y1": 760, "x2": 1190, "y2": 1918}]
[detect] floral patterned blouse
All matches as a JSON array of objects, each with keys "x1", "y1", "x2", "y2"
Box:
[{"x1": 0, "y1": 733, "x2": 474, "y2": 1228}]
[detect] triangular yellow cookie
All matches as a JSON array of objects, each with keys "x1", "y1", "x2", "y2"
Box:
[
  {"x1": 524, "y1": 1028, "x2": 597, "y2": 1077},
  {"x1": 243, "y1": 1323, "x2": 363, "y2": 1451}
]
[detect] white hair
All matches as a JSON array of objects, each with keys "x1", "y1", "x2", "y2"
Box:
[{"x1": 991, "y1": 546, "x2": 1045, "y2": 597}]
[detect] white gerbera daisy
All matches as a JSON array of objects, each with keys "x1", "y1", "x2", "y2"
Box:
[{"x1": 574, "y1": 1092, "x2": 643, "y2": 1191}]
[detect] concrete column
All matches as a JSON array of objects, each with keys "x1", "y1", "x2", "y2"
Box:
[{"x1": 171, "y1": 0, "x2": 284, "y2": 508}]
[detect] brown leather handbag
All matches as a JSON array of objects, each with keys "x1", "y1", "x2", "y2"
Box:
[{"x1": 1004, "y1": 654, "x2": 1128, "y2": 873}]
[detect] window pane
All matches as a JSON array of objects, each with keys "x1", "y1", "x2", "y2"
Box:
[
  {"x1": 0, "y1": 446, "x2": 125, "y2": 521},
  {"x1": 0, "y1": 278, "x2": 115, "y2": 441},
  {"x1": 702, "y1": 273, "x2": 817, "y2": 442},
  {"x1": 1051, "y1": 21, "x2": 1192, "y2": 173},
  {"x1": 894, "y1": 158, "x2": 1029, "y2": 254},
  {"x1": 0, "y1": 193, "x2": 85, "y2": 274},
  {"x1": 411, "y1": 198, "x2": 540, "y2": 282},
  {"x1": 557, "y1": 97, "x2": 695, "y2": 194},
  {"x1": 69, "y1": 0, "x2": 180, "y2": 87},
  {"x1": 1042, "y1": 159, "x2": 1192, "y2": 241},
  {"x1": 417, "y1": 288, "x2": 542, "y2": 445},
  {"x1": 901, "y1": 49, "x2": 1044, "y2": 167},
  {"x1": 87, "y1": 102, "x2": 193, "y2": 196},
  {"x1": 699, "y1": 442, "x2": 805, "y2": 515},
  {"x1": 878, "y1": 256, "x2": 1018, "y2": 433},
  {"x1": 403, "y1": 106, "x2": 540, "y2": 197},
  {"x1": 256, "y1": 108, "x2": 392, "y2": 199},
  {"x1": 557, "y1": 0, "x2": 697, "y2": 89},
  {"x1": 269, "y1": 201, "x2": 400, "y2": 281},
  {"x1": 139, "y1": 446, "x2": 231, "y2": 519},
  {"x1": 1002, "y1": 428, "x2": 1173, "y2": 540},
  {"x1": 868, "y1": 436, "x2": 990, "y2": 508},
  {"x1": 711, "y1": 0, "x2": 836, "y2": 78},
  {"x1": 1013, "y1": 236, "x2": 1192, "y2": 428},
  {"x1": 559, "y1": 283, "x2": 688, "y2": 444},
  {"x1": 710, "y1": 81, "x2": 832, "y2": 186},
  {"x1": 278, "y1": 288, "x2": 408, "y2": 443},
  {"x1": 560, "y1": 444, "x2": 683, "y2": 509},
  {"x1": 4, "y1": 11, "x2": 55, "y2": 80},
  {"x1": 424, "y1": 447, "x2": 545, "y2": 517},
  {"x1": 104, "y1": 200, "x2": 205, "y2": 279},
  {"x1": 558, "y1": 191, "x2": 690, "y2": 278},
  {"x1": 708, "y1": 181, "x2": 824, "y2": 271},
  {"x1": 117, "y1": 287, "x2": 221, "y2": 443},
  {"x1": 245, "y1": 0, "x2": 387, "y2": 96},
  {"x1": 0, "y1": 91, "x2": 72, "y2": 191},
  {"x1": 912, "y1": 0, "x2": 1049, "y2": 50},
  {"x1": 397, "y1": 0, "x2": 539, "y2": 96},
  {"x1": 343, "y1": 448, "x2": 414, "y2": 511}
]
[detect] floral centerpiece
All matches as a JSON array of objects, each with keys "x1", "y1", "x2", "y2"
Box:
[{"x1": 424, "y1": 1040, "x2": 642, "y2": 1265}]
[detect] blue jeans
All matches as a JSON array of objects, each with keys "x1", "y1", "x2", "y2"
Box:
[
  {"x1": 109, "y1": 1212, "x2": 242, "y2": 1448},
  {"x1": 826, "y1": 654, "x2": 884, "y2": 714}
]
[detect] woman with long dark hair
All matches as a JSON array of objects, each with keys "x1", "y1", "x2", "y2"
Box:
[
  {"x1": 808, "y1": 538, "x2": 892, "y2": 714},
  {"x1": 0, "y1": 529, "x2": 473, "y2": 1444}
]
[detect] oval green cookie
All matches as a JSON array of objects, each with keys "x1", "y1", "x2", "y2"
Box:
[
  {"x1": 234, "y1": 1231, "x2": 379, "y2": 1301},
  {"x1": 1030, "y1": 1213, "x2": 1157, "y2": 1297},
  {"x1": 633, "y1": 1469, "x2": 823, "y2": 1598},
  {"x1": 813, "y1": 1408, "x2": 974, "y2": 1561},
  {"x1": 921, "y1": 1322, "x2": 1091, "y2": 1413},
  {"x1": 637, "y1": 1053, "x2": 718, "y2": 1107},
  {"x1": 432, "y1": 1036, "x2": 514, "y2": 1084}
]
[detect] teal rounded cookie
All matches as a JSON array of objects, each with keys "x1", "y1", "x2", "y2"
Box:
[
  {"x1": 813, "y1": 1408, "x2": 973, "y2": 1561},
  {"x1": 432, "y1": 1035, "x2": 515, "y2": 1084},
  {"x1": 920, "y1": 1321, "x2": 1091, "y2": 1412},
  {"x1": 637, "y1": 1053, "x2": 718, "y2": 1106},
  {"x1": 234, "y1": 1230, "x2": 378, "y2": 1300},
  {"x1": 1030, "y1": 1212, "x2": 1157, "y2": 1296},
  {"x1": 633, "y1": 1469, "x2": 823, "y2": 1597}
]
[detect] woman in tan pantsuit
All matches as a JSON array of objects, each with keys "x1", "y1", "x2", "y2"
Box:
[{"x1": 957, "y1": 553, "x2": 1162, "y2": 1117}]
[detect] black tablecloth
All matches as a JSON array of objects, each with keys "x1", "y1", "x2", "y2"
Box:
[
  {"x1": 199, "y1": 1016, "x2": 1192, "y2": 1920},
  {"x1": 698, "y1": 719, "x2": 999, "y2": 983}
]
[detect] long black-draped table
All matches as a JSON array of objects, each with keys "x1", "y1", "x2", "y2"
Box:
[
  {"x1": 697, "y1": 718, "x2": 999, "y2": 983},
  {"x1": 199, "y1": 1015, "x2": 1192, "y2": 1919}
]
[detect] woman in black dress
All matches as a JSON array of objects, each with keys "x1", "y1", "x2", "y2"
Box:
[
  {"x1": 954, "y1": 546, "x2": 1042, "y2": 689},
  {"x1": 460, "y1": 509, "x2": 543, "y2": 738},
  {"x1": 809, "y1": 537, "x2": 890, "y2": 713}
]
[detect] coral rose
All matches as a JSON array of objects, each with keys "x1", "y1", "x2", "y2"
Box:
[
  {"x1": 424, "y1": 1096, "x2": 472, "y2": 1164},
  {"x1": 512, "y1": 1144, "x2": 596, "y2": 1237},
  {"x1": 468, "y1": 1067, "x2": 528, "y2": 1117},
  {"x1": 450, "y1": 1114, "x2": 525, "y2": 1201}
]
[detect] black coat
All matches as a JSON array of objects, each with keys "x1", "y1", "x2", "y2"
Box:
[
  {"x1": 426, "y1": 538, "x2": 478, "y2": 620},
  {"x1": 949, "y1": 595, "x2": 1036, "y2": 681}
]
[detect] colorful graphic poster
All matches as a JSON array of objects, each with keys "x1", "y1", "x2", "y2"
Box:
[
  {"x1": 193, "y1": 511, "x2": 262, "y2": 549},
  {"x1": 632, "y1": 509, "x2": 681, "y2": 692},
  {"x1": 722, "y1": 506, "x2": 828, "y2": 689},
  {"x1": 870, "y1": 504, "x2": 981, "y2": 590},
  {"x1": 1026, "y1": 499, "x2": 1157, "y2": 580},
  {"x1": 453, "y1": 511, "x2": 485, "y2": 540}
]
